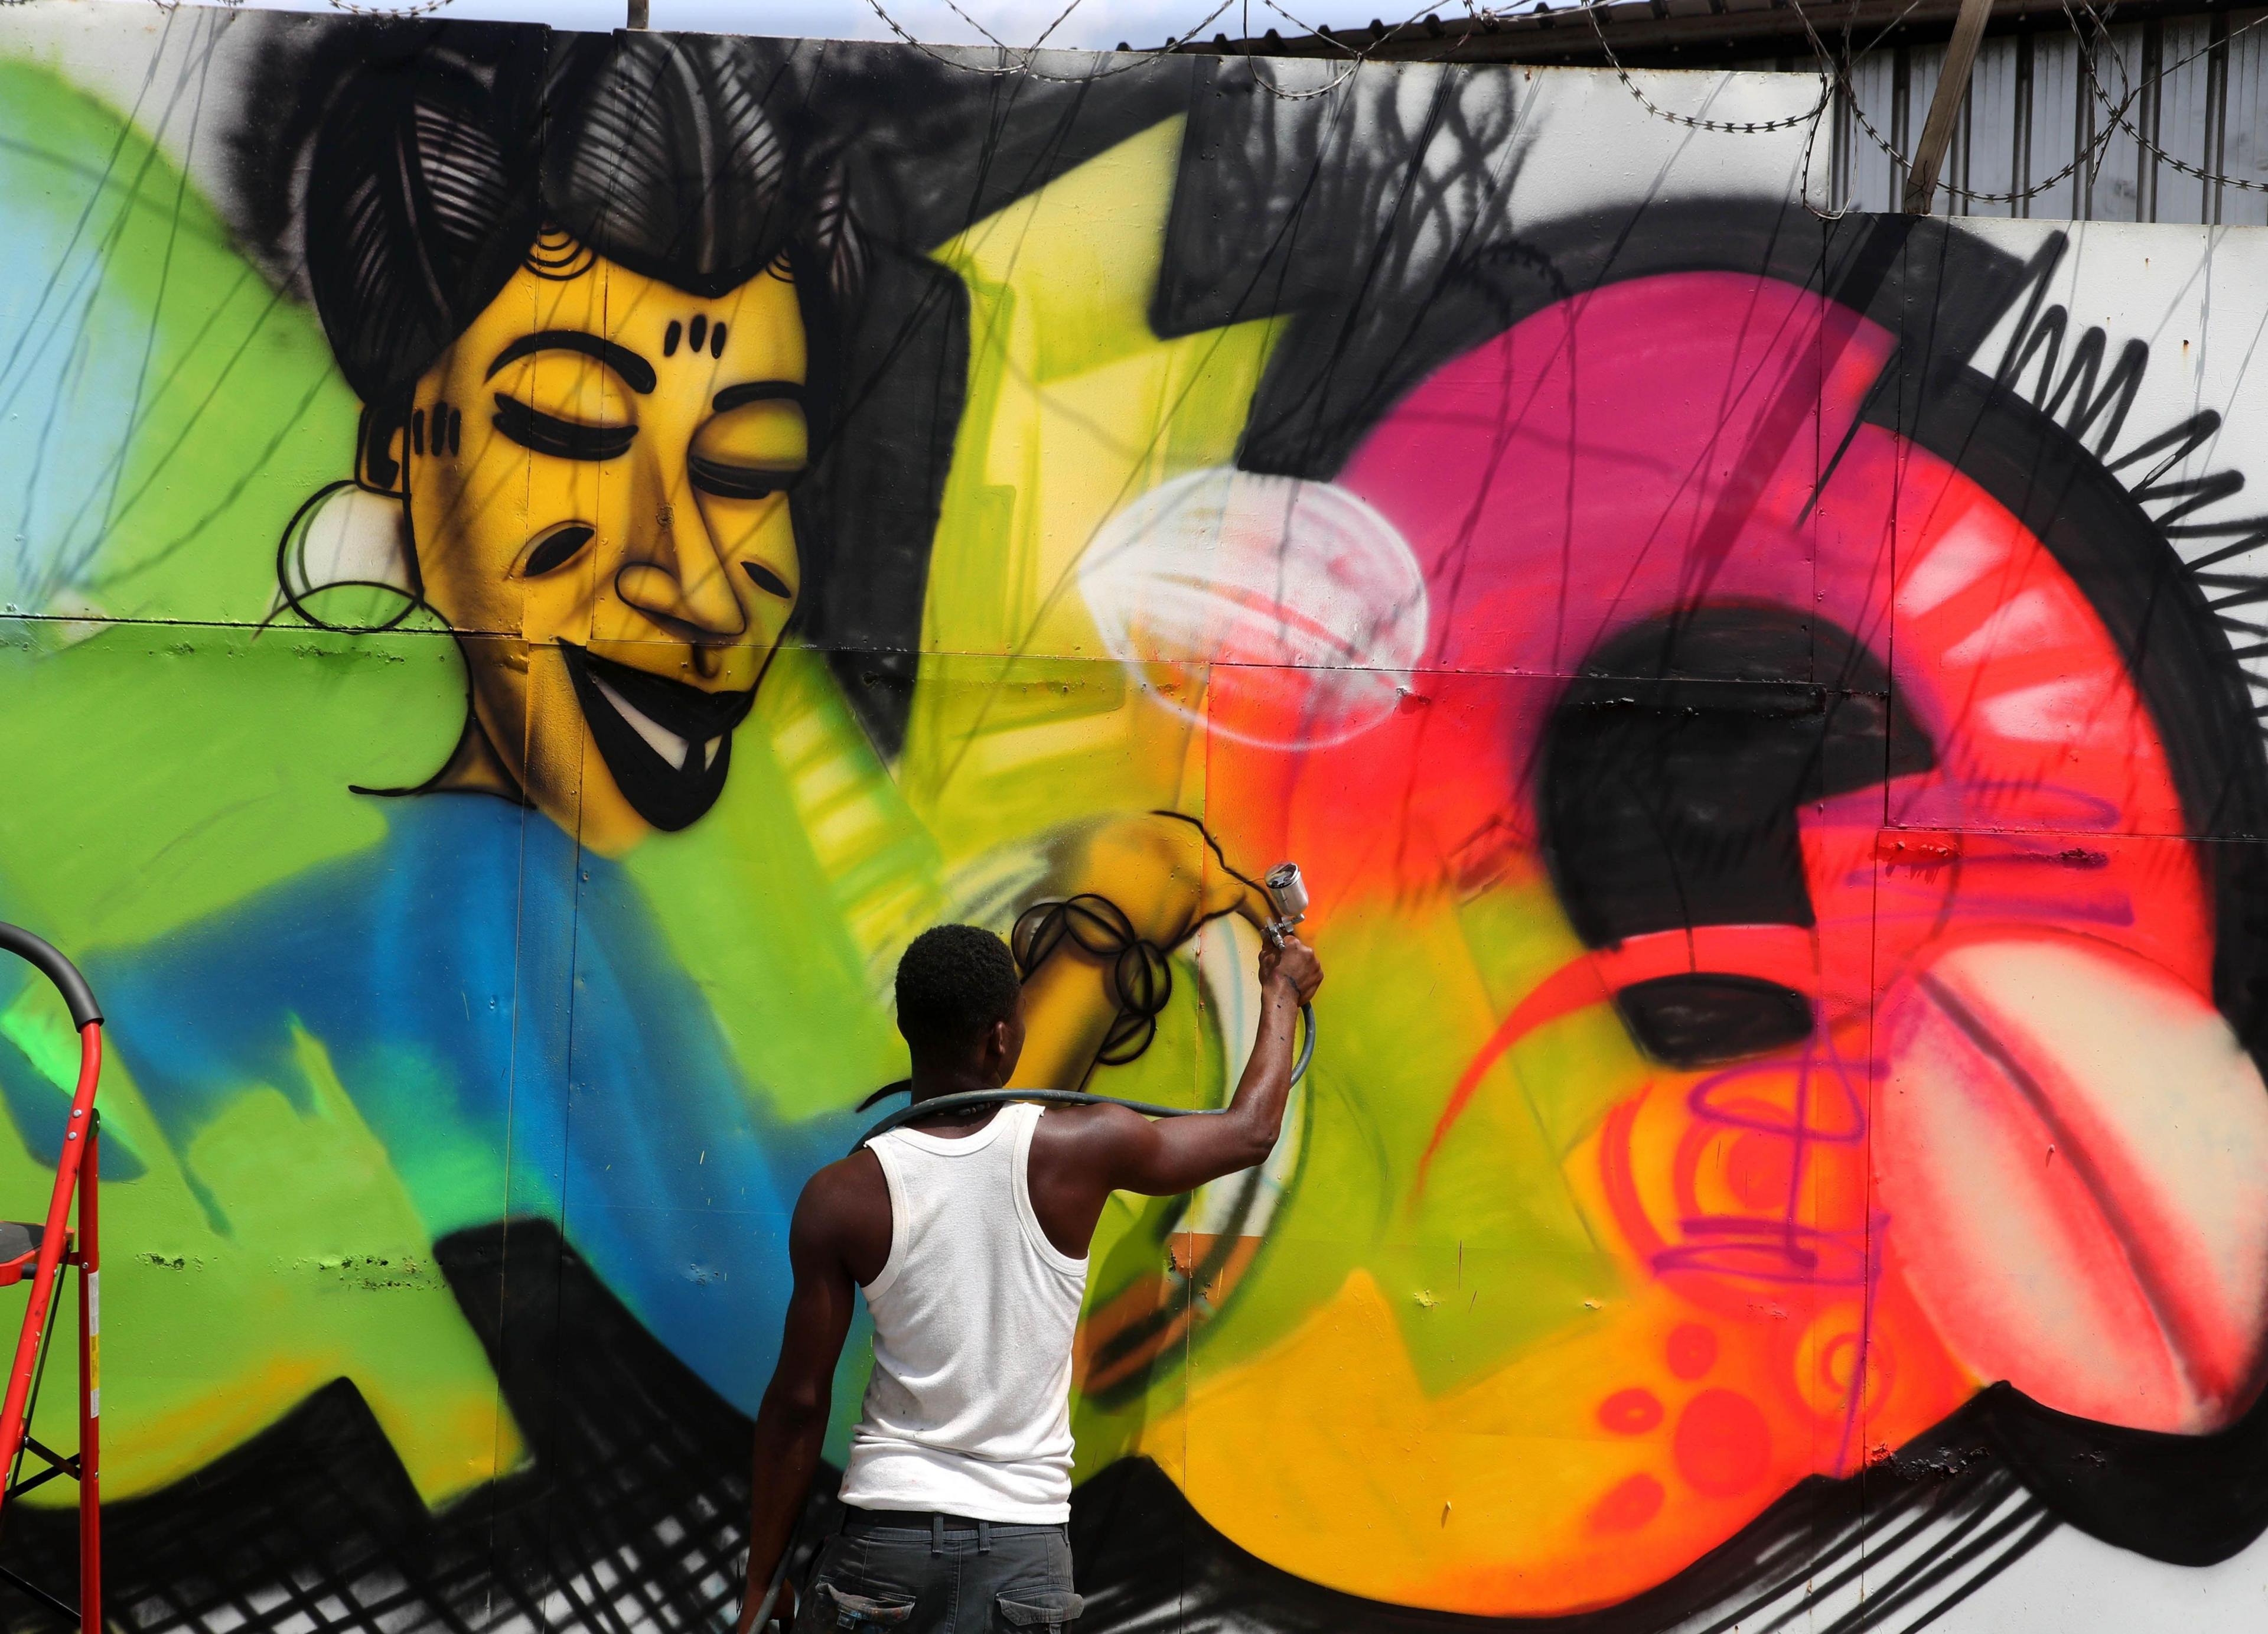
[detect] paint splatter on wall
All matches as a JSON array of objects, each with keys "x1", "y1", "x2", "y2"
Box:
[{"x1": 1, "y1": 5, "x2": 2266, "y2": 1629}]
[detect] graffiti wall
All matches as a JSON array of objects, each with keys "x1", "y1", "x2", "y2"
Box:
[{"x1": 1, "y1": 0, "x2": 2267, "y2": 1626}]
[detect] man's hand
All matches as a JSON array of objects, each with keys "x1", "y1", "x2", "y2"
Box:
[{"x1": 1261, "y1": 933, "x2": 1323, "y2": 1006}]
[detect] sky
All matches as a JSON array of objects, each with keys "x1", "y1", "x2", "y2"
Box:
[{"x1": 97, "y1": 0, "x2": 1474, "y2": 52}]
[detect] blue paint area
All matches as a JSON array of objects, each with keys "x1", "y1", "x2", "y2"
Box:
[{"x1": 91, "y1": 792, "x2": 859, "y2": 1415}]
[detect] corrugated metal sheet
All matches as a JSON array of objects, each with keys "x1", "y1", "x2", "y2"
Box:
[{"x1": 1809, "y1": 9, "x2": 2268, "y2": 222}]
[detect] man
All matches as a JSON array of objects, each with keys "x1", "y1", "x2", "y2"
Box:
[{"x1": 737, "y1": 919, "x2": 1324, "y2": 1634}]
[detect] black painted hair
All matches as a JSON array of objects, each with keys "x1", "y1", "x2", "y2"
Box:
[
  {"x1": 895, "y1": 925, "x2": 1022, "y2": 1055},
  {"x1": 298, "y1": 28, "x2": 860, "y2": 411}
]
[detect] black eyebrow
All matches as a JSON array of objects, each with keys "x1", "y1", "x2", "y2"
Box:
[
  {"x1": 484, "y1": 331, "x2": 657, "y2": 394},
  {"x1": 712, "y1": 381, "x2": 805, "y2": 412}
]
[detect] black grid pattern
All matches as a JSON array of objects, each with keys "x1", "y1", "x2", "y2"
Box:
[{"x1": 0, "y1": 1224, "x2": 2251, "y2": 1633}]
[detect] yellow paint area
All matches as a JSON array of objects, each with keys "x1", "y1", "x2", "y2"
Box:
[
  {"x1": 905, "y1": 116, "x2": 1282, "y2": 851},
  {"x1": 1136, "y1": 1045, "x2": 1986, "y2": 1615}
]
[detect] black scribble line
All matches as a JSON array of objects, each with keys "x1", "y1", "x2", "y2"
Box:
[{"x1": 1982, "y1": 242, "x2": 2268, "y2": 760}]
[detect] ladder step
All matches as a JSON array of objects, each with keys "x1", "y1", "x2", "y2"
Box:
[{"x1": 0, "y1": 1222, "x2": 44, "y2": 1288}]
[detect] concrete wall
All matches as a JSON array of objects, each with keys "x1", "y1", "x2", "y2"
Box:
[{"x1": 1, "y1": 1, "x2": 2266, "y2": 1626}]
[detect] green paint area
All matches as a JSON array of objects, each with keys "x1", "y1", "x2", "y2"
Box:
[
  {"x1": 0, "y1": 67, "x2": 520, "y2": 1498},
  {"x1": 0, "y1": 623, "x2": 507, "y2": 1503},
  {"x1": 0, "y1": 621, "x2": 465, "y2": 948},
  {"x1": 0, "y1": 61, "x2": 359, "y2": 629},
  {"x1": 633, "y1": 646, "x2": 928, "y2": 1124},
  {"x1": 1381, "y1": 887, "x2": 1647, "y2": 1391},
  {"x1": 0, "y1": 994, "x2": 516, "y2": 1505},
  {"x1": 1071, "y1": 883, "x2": 1644, "y2": 1469}
]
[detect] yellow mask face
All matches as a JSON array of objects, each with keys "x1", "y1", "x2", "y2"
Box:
[{"x1": 390, "y1": 240, "x2": 810, "y2": 854}]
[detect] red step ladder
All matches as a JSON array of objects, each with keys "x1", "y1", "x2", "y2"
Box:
[{"x1": 0, "y1": 923, "x2": 103, "y2": 1633}]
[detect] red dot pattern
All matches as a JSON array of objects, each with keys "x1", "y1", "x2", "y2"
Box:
[
  {"x1": 1588, "y1": 1473, "x2": 1665, "y2": 1534},
  {"x1": 1673, "y1": 1388, "x2": 1771, "y2": 1496},
  {"x1": 1597, "y1": 1388, "x2": 1664, "y2": 1434}
]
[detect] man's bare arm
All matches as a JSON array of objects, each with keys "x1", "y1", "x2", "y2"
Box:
[
  {"x1": 736, "y1": 1170, "x2": 862, "y2": 1633},
  {"x1": 1095, "y1": 934, "x2": 1322, "y2": 1197}
]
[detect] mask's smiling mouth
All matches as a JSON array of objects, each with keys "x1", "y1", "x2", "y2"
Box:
[{"x1": 560, "y1": 643, "x2": 756, "y2": 832}]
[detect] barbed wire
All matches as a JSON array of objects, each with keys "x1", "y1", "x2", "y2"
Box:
[
  {"x1": 852, "y1": 0, "x2": 2268, "y2": 201},
  {"x1": 1207, "y1": 0, "x2": 2268, "y2": 189},
  {"x1": 2067, "y1": 0, "x2": 2268, "y2": 193},
  {"x1": 901, "y1": 0, "x2": 1111, "y2": 65},
  {"x1": 1581, "y1": 0, "x2": 1834, "y2": 133},
  {"x1": 1812, "y1": 0, "x2": 2268, "y2": 207},
  {"x1": 1561, "y1": 0, "x2": 2121, "y2": 210},
  {"x1": 1800, "y1": 0, "x2": 2268, "y2": 209},
  {"x1": 849, "y1": 0, "x2": 1478, "y2": 97},
  {"x1": 1247, "y1": 0, "x2": 1465, "y2": 97},
  {"x1": 111, "y1": 0, "x2": 2268, "y2": 197},
  {"x1": 125, "y1": 0, "x2": 471, "y2": 17},
  {"x1": 1572, "y1": 0, "x2": 2268, "y2": 212},
  {"x1": 854, "y1": 0, "x2": 1231, "y2": 82},
  {"x1": 1567, "y1": 0, "x2": 1883, "y2": 222},
  {"x1": 1789, "y1": 0, "x2": 2119, "y2": 207},
  {"x1": 321, "y1": 0, "x2": 458, "y2": 16}
]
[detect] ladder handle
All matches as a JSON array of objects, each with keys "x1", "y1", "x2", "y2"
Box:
[{"x1": 0, "y1": 925, "x2": 101, "y2": 1030}]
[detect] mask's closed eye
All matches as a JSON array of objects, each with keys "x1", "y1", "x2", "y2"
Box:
[
  {"x1": 519, "y1": 523, "x2": 596, "y2": 578},
  {"x1": 484, "y1": 342, "x2": 644, "y2": 463},
  {"x1": 494, "y1": 396, "x2": 637, "y2": 462},
  {"x1": 692, "y1": 396, "x2": 808, "y2": 502}
]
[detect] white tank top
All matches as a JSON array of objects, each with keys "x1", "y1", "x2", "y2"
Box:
[{"x1": 838, "y1": 1102, "x2": 1089, "y2": 1523}]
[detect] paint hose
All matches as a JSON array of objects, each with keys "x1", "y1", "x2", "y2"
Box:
[
  {"x1": 737, "y1": 1544, "x2": 793, "y2": 1634},
  {"x1": 853, "y1": 864, "x2": 1317, "y2": 1154},
  {"x1": 850, "y1": 1003, "x2": 1315, "y2": 1153}
]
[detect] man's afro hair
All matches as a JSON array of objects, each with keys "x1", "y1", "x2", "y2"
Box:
[{"x1": 895, "y1": 924, "x2": 1021, "y2": 1052}]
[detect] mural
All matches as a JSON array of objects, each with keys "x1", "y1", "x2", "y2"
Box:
[{"x1": 1, "y1": 2, "x2": 2267, "y2": 1628}]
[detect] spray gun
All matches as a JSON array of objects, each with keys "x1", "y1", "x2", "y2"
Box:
[
  {"x1": 853, "y1": 861, "x2": 1318, "y2": 1151},
  {"x1": 1263, "y1": 862, "x2": 1308, "y2": 946}
]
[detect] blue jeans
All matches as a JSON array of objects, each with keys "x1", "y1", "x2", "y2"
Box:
[{"x1": 793, "y1": 1509, "x2": 1083, "y2": 1634}]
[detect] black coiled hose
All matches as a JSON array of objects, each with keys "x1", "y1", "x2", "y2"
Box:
[{"x1": 849, "y1": 1001, "x2": 1316, "y2": 1155}]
